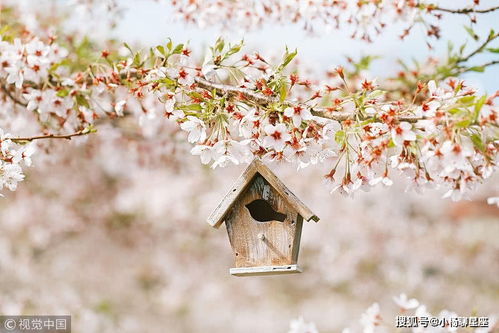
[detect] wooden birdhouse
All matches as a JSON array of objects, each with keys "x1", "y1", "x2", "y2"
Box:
[{"x1": 208, "y1": 159, "x2": 319, "y2": 276}]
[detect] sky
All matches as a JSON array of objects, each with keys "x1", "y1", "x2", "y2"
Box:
[{"x1": 110, "y1": 0, "x2": 499, "y2": 93}]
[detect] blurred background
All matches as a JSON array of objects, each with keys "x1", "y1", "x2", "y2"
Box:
[{"x1": 0, "y1": 1, "x2": 498, "y2": 332}]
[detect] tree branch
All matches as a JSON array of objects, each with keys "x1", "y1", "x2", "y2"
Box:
[
  {"x1": 194, "y1": 77, "x2": 423, "y2": 123},
  {"x1": 10, "y1": 129, "x2": 93, "y2": 143},
  {"x1": 430, "y1": 5, "x2": 499, "y2": 14}
]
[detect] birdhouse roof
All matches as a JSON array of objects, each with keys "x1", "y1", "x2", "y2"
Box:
[{"x1": 207, "y1": 158, "x2": 320, "y2": 228}]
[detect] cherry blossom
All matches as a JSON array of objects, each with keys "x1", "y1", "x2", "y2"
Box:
[
  {"x1": 191, "y1": 144, "x2": 214, "y2": 165},
  {"x1": 164, "y1": 97, "x2": 184, "y2": 120},
  {"x1": 393, "y1": 293, "x2": 419, "y2": 311},
  {"x1": 263, "y1": 124, "x2": 291, "y2": 152},
  {"x1": 180, "y1": 116, "x2": 207, "y2": 143},
  {"x1": 284, "y1": 106, "x2": 313, "y2": 128},
  {"x1": 210, "y1": 140, "x2": 252, "y2": 168},
  {"x1": 369, "y1": 173, "x2": 393, "y2": 187},
  {"x1": 360, "y1": 303, "x2": 381, "y2": 333},
  {"x1": 391, "y1": 122, "x2": 416, "y2": 146}
]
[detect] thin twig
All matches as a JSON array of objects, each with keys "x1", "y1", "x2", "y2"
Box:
[
  {"x1": 458, "y1": 60, "x2": 499, "y2": 74},
  {"x1": 458, "y1": 32, "x2": 499, "y2": 64},
  {"x1": 1, "y1": 84, "x2": 28, "y2": 107},
  {"x1": 10, "y1": 129, "x2": 92, "y2": 143},
  {"x1": 431, "y1": 5, "x2": 499, "y2": 14}
]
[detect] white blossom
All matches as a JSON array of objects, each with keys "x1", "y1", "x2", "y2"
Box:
[
  {"x1": 391, "y1": 122, "x2": 416, "y2": 146},
  {"x1": 360, "y1": 303, "x2": 381, "y2": 333},
  {"x1": 284, "y1": 106, "x2": 313, "y2": 128},
  {"x1": 393, "y1": 293, "x2": 419, "y2": 311},
  {"x1": 180, "y1": 116, "x2": 207, "y2": 143},
  {"x1": 263, "y1": 123, "x2": 291, "y2": 152}
]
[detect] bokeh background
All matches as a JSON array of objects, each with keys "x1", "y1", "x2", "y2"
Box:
[{"x1": 0, "y1": 1, "x2": 498, "y2": 332}]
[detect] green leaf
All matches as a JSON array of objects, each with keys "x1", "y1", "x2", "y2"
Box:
[
  {"x1": 334, "y1": 130, "x2": 345, "y2": 144},
  {"x1": 132, "y1": 52, "x2": 141, "y2": 67},
  {"x1": 458, "y1": 44, "x2": 466, "y2": 55},
  {"x1": 187, "y1": 91, "x2": 204, "y2": 100},
  {"x1": 224, "y1": 40, "x2": 243, "y2": 58},
  {"x1": 179, "y1": 104, "x2": 203, "y2": 111},
  {"x1": 470, "y1": 133, "x2": 485, "y2": 152},
  {"x1": 0, "y1": 25, "x2": 10, "y2": 36},
  {"x1": 212, "y1": 37, "x2": 225, "y2": 54},
  {"x1": 172, "y1": 43, "x2": 184, "y2": 55},
  {"x1": 464, "y1": 26, "x2": 479, "y2": 41},
  {"x1": 458, "y1": 96, "x2": 475, "y2": 105},
  {"x1": 123, "y1": 42, "x2": 134, "y2": 55},
  {"x1": 56, "y1": 89, "x2": 69, "y2": 97},
  {"x1": 275, "y1": 47, "x2": 297, "y2": 74},
  {"x1": 486, "y1": 47, "x2": 499, "y2": 53},
  {"x1": 473, "y1": 95, "x2": 486, "y2": 121},
  {"x1": 82, "y1": 124, "x2": 97, "y2": 134},
  {"x1": 166, "y1": 39, "x2": 173, "y2": 51},
  {"x1": 488, "y1": 29, "x2": 496, "y2": 40},
  {"x1": 75, "y1": 94, "x2": 90, "y2": 109},
  {"x1": 157, "y1": 76, "x2": 176, "y2": 86},
  {"x1": 467, "y1": 66, "x2": 485, "y2": 72},
  {"x1": 279, "y1": 81, "x2": 287, "y2": 103},
  {"x1": 282, "y1": 47, "x2": 297, "y2": 68},
  {"x1": 455, "y1": 119, "x2": 470, "y2": 128},
  {"x1": 156, "y1": 45, "x2": 165, "y2": 56},
  {"x1": 354, "y1": 55, "x2": 379, "y2": 72}
]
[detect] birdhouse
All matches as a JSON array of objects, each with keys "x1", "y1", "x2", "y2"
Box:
[{"x1": 208, "y1": 159, "x2": 319, "y2": 276}]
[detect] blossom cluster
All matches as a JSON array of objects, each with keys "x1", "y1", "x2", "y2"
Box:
[
  {"x1": 107, "y1": 40, "x2": 497, "y2": 201},
  {"x1": 0, "y1": 9, "x2": 497, "y2": 200},
  {"x1": 0, "y1": 129, "x2": 35, "y2": 195},
  {"x1": 169, "y1": 0, "x2": 492, "y2": 41},
  {"x1": 0, "y1": 37, "x2": 67, "y2": 88}
]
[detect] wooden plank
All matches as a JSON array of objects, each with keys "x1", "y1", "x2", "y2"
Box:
[
  {"x1": 225, "y1": 174, "x2": 298, "y2": 268},
  {"x1": 253, "y1": 159, "x2": 319, "y2": 222},
  {"x1": 207, "y1": 160, "x2": 259, "y2": 228},
  {"x1": 291, "y1": 214, "x2": 303, "y2": 263},
  {"x1": 230, "y1": 264, "x2": 302, "y2": 276}
]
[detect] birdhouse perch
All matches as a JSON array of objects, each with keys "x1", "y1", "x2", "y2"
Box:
[{"x1": 207, "y1": 159, "x2": 319, "y2": 276}]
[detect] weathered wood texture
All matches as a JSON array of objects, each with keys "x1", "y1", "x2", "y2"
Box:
[
  {"x1": 207, "y1": 158, "x2": 319, "y2": 228},
  {"x1": 225, "y1": 174, "x2": 303, "y2": 268},
  {"x1": 251, "y1": 159, "x2": 319, "y2": 223},
  {"x1": 207, "y1": 160, "x2": 259, "y2": 228},
  {"x1": 230, "y1": 264, "x2": 302, "y2": 276}
]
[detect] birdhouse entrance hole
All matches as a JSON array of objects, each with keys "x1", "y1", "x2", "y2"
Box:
[{"x1": 245, "y1": 199, "x2": 287, "y2": 222}]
